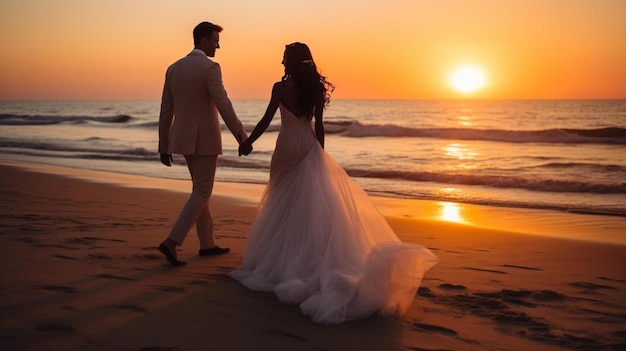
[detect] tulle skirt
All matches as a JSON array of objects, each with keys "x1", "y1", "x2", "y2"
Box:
[{"x1": 229, "y1": 143, "x2": 438, "y2": 324}]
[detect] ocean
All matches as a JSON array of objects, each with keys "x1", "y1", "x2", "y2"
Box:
[{"x1": 1, "y1": 99, "x2": 625, "y2": 217}]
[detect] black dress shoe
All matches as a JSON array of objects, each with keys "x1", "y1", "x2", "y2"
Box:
[
  {"x1": 158, "y1": 243, "x2": 186, "y2": 266},
  {"x1": 198, "y1": 246, "x2": 230, "y2": 256}
]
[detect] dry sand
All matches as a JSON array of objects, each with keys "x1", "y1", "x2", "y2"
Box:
[{"x1": 1, "y1": 160, "x2": 625, "y2": 351}]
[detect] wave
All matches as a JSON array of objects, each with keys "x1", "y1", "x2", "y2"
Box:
[
  {"x1": 0, "y1": 140, "x2": 153, "y2": 157},
  {"x1": 530, "y1": 162, "x2": 626, "y2": 173},
  {"x1": 343, "y1": 168, "x2": 626, "y2": 194},
  {"x1": 224, "y1": 121, "x2": 626, "y2": 145},
  {"x1": 0, "y1": 114, "x2": 132, "y2": 125},
  {"x1": 133, "y1": 121, "x2": 281, "y2": 131},
  {"x1": 326, "y1": 122, "x2": 626, "y2": 145},
  {"x1": 249, "y1": 120, "x2": 626, "y2": 144},
  {"x1": 4, "y1": 112, "x2": 624, "y2": 145}
]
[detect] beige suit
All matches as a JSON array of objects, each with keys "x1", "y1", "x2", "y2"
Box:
[
  {"x1": 159, "y1": 50, "x2": 246, "y2": 155},
  {"x1": 158, "y1": 49, "x2": 246, "y2": 248}
]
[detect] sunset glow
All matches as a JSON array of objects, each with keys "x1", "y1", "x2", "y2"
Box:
[
  {"x1": 449, "y1": 66, "x2": 486, "y2": 94},
  {"x1": 0, "y1": 1, "x2": 625, "y2": 100}
]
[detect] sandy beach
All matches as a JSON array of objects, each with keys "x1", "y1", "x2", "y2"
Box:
[{"x1": 1, "y1": 160, "x2": 625, "y2": 351}]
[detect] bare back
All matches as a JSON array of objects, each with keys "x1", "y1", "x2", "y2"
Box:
[{"x1": 277, "y1": 79, "x2": 306, "y2": 118}]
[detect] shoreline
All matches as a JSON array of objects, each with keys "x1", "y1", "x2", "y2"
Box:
[
  {"x1": 2, "y1": 159, "x2": 624, "y2": 246},
  {"x1": 1, "y1": 159, "x2": 625, "y2": 350}
]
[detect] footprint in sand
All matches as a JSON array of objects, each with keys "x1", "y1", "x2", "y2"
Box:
[
  {"x1": 186, "y1": 280, "x2": 213, "y2": 286},
  {"x1": 461, "y1": 266, "x2": 508, "y2": 275},
  {"x1": 475, "y1": 289, "x2": 565, "y2": 307},
  {"x1": 412, "y1": 322, "x2": 458, "y2": 336},
  {"x1": 205, "y1": 273, "x2": 232, "y2": 281},
  {"x1": 474, "y1": 290, "x2": 537, "y2": 308},
  {"x1": 417, "y1": 287, "x2": 436, "y2": 298},
  {"x1": 493, "y1": 310, "x2": 548, "y2": 328},
  {"x1": 569, "y1": 281, "x2": 617, "y2": 291},
  {"x1": 52, "y1": 254, "x2": 78, "y2": 260},
  {"x1": 439, "y1": 283, "x2": 467, "y2": 291},
  {"x1": 151, "y1": 285, "x2": 186, "y2": 294},
  {"x1": 262, "y1": 330, "x2": 307, "y2": 342},
  {"x1": 132, "y1": 253, "x2": 161, "y2": 260},
  {"x1": 598, "y1": 276, "x2": 626, "y2": 284},
  {"x1": 66, "y1": 237, "x2": 96, "y2": 245},
  {"x1": 531, "y1": 290, "x2": 565, "y2": 301},
  {"x1": 38, "y1": 285, "x2": 77, "y2": 293},
  {"x1": 96, "y1": 273, "x2": 137, "y2": 281},
  {"x1": 501, "y1": 264, "x2": 542, "y2": 271},
  {"x1": 35, "y1": 322, "x2": 75, "y2": 333},
  {"x1": 16, "y1": 237, "x2": 38, "y2": 244},
  {"x1": 83, "y1": 236, "x2": 126, "y2": 243},
  {"x1": 88, "y1": 253, "x2": 113, "y2": 260},
  {"x1": 112, "y1": 303, "x2": 147, "y2": 313},
  {"x1": 217, "y1": 266, "x2": 234, "y2": 273}
]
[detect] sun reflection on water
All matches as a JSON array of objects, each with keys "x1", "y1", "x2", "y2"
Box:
[
  {"x1": 458, "y1": 115, "x2": 473, "y2": 126},
  {"x1": 442, "y1": 143, "x2": 479, "y2": 170},
  {"x1": 442, "y1": 143, "x2": 479, "y2": 160}
]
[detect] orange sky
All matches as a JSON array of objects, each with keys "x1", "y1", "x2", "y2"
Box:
[{"x1": 0, "y1": 0, "x2": 625, "y2": 100}]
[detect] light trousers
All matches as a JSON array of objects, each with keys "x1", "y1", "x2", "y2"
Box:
[{"x1": 167, "y1": 155, "x2": 218, "y2": 249}]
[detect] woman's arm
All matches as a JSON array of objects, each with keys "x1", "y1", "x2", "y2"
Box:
[
  {"x1": 314, "y1": 100, "x2": 325, "y2": 148},
  {"x1": 239, "y1": 82, "x2": 282, "y2": 155}
]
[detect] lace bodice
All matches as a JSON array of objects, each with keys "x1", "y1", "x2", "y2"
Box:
[{"x1": 269, "y1": 104, "x2": 318, "y2": 184}]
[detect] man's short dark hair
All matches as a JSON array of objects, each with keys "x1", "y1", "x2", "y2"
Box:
[{"x1": 193, "y1": 22, "x2": 223, "y2": 46}]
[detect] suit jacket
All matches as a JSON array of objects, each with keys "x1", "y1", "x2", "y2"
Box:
[{"x1": 158, "y1": 50, "x2": 246, "y2": 155}]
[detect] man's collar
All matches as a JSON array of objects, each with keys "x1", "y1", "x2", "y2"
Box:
[{"x1": 191, "y1": 48, "x2": 206, "y2": 56}]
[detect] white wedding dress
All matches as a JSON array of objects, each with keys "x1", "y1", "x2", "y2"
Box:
[{"x1": 229, "y1": 105, "x2": 438, "y2": 324}]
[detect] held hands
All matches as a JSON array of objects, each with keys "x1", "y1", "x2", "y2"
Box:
[
  {"x1": 237, "y1": 134, "x2": 253, "y2": 156},
  {"x1": 239, "y1": 141, "x2": 253, "y2": 156}
]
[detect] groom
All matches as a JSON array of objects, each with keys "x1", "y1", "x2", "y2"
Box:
[{"x1": 157, "y1": 21, "x2": 250, "y2": 266}]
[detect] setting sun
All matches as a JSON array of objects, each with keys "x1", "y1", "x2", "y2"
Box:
[{"x1": 449, "y1": 66, "x2": 487, "y2": 94}]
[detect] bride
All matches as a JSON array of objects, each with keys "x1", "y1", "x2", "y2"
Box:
[{"x1": 230, "y1": 42, "x2": 438, "y2": 324}]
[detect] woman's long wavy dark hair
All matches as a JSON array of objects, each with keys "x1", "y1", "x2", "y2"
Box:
[{"x1": 282, "y1": 42, "x2": 334, "y2": 117}]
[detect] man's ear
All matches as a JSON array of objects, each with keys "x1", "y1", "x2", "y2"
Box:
[{"x1": 197, "y1": 37, "x2": 207, "y2": 48}]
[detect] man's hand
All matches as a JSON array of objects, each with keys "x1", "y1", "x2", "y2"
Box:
[{"x1": 160, "y1": 153, "x2": 173, "y2": 167}]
